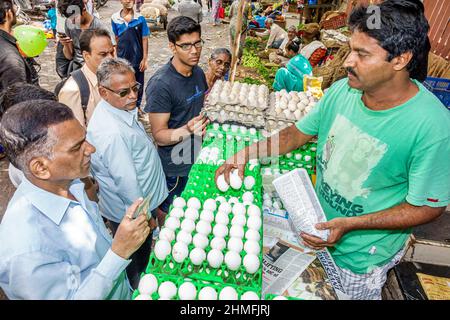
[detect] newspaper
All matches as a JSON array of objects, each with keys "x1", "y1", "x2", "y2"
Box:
[
  {"x1": 262, "y1": 240, "x2": 316, "y2": 296},
  {"x1": 272, "y1": 168, "x2": 329, "y2": 241},
  {"x1": 316, "y1": 249, "x2": 350, "y2": 300}
]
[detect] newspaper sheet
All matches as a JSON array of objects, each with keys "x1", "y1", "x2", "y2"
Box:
[
  {"x1": 262, "y1": 240, "x2": 316, "y2": 297},
  {"x1": 272, "y1": 168, "x2": 329, "y2": 241}
]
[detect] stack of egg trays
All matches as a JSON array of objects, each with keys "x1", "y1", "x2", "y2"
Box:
[
  {"x1": 145, "y1": 187, "x2": 264, "y2": 290},
  {"x1": 132, "y1": 273, "x2": 261, "y2": 300}
]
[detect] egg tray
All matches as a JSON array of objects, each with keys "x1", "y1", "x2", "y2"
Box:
[
  {"x1": 264, "y1": 294, "x2": 303, "y2": 300},
  {"x1": 132, "y1": 272, "x2": 261, "y2": 300},
  {"x1": 204, "y1": 106, "x2": 266, "y2": 129},
  {"x1": 146, "y1": 222, "x2": 264, "y2": 290}
]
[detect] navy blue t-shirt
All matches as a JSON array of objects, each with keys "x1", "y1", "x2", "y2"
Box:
[{"x1": 144, "y1": 60, "x2": 207, "y2": 177}]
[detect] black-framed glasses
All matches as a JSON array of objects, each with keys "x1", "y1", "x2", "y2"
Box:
[
  {"x1": 103, "y1": 83, "x2": 141, "y2": 98},
  {"x1": 175, "y1": 39, "x2": 204, "y2": 51}
]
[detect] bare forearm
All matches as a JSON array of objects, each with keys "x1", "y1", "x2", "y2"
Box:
[
  {"x1": 153, "y1": 126, "x2": 191, "y2": 147},
  {"x1": 346, "y1": 203, "x2": 445, "y2": 231},
  {"x1": 142, "y1": 37, "x2": 148, "y2": 60},
  {"x1": 63, "y1": 44, "x2": 73, "y2": 60}
]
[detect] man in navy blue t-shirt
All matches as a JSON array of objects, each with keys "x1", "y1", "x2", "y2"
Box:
[
  {"x1": 111, "y1": 0, "x2": 149, "y2": 107},
  {"x1": 144, "y1": 16, "x2": 208, "y2": 224}
]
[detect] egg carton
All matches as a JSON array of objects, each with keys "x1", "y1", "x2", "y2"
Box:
[
  {"x1": 147, "y1": 204, "x2": 264, "y2": 289},
  {"x1": 204, "y1": 107, "x2": 266, "y2": 129},
  {"x1": 133, "y1": 272, "x2": 261, "y2": 300},
  {"x1": 206, "y1": 80, "x2": 270, "y2": 111},
  {"x1": 264, "y1": 118, "x2": 296, "y2": 133}
]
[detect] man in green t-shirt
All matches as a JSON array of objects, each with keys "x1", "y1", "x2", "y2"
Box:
[{"x1": 216, "y1": 0, "x2": 449, "y2": 299}]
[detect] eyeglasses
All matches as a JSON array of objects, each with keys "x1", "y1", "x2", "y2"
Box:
[
  {"x1": 213, "y1": 59, "x2": 231, "y2": 69},
  {"x1": 103, "y1": 83, "x2": 141, "y2": 98},
  {"x1": 175, "y1": 40, "x2": 204, "y2": 51}
]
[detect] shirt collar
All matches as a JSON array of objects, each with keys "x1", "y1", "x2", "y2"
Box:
[
  {"x1": 112, "y1": 9, "x2": 142, "y2": 23},
  {"x1": 0, "y1": 29, "x2": 17, "y2": 46},
  {"x1": 81, "y1": 64, "x2": 98, "y2": 87},
  {"x1": 20, "y1": 177, "x2": 87, "y2": 225},
  {"x1": 99, "y1": 99, "x2": 138, "y2": 127}
]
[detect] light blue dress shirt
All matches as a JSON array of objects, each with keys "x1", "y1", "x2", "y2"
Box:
[
  {"x1": 0, "y1": 178, "x2": 132, "y2": 300},
  {"x1": 87, "y1": 100, "x2": 168, "y2": 223}
]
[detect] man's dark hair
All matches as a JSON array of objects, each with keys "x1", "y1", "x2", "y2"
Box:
[
  {"x1": 0, "y1": 0, "x2": 13, "y2": 24},
  {"x1": 0, "y1": 100, "x2": 74, "y2": 172},
  {"x1": 348, "y1": 0, "x2": 430, "y2": 81},
  {"x1": 57, "y1": 0, "x2": 85, "y2": 19},
  {"x1": 287, "y1": 41, "x2": 300, "y2": 54},
  {"x1": 167, "y1": 16, "x2": 201, "y2": 44},
  {"x1": 80, "y1": 29, "x2": 111, "y2": 54},
  {"x1": 0, "y1": 83, "x2": 56, "y2": 118}
]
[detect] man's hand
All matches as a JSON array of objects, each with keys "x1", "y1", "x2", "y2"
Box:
[
  {"x1": 300, "y1": 217, "x2": 352, "y2": 250},
  {"x1": 111, "y1": 198, "x2": 151, "y2": 259},
  {"x1": 215, "y1": 152, "x2": 247, "y2": 185},
  {"x1": 139, "y1": 59, "x2": 148, "y2": 72},
  {"x1": 58, "y1": 35, "x2": 72, "y2": 46},
  {"x1": 186, "y1": 114, "x2": 209, "y2": 137}
]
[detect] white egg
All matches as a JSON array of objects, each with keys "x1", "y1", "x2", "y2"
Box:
[
  {"x1": 227, "y1": 237, "x2": 244, "y2": 253},
  {"x1": 247, "y1": 204, "x2": 261, "y2": 217},
  {"x1": 207, "y1": 249, "x2": 224, "y2": 268},
  {"x1": 228, "y1": 197, "x2": 239, "y2": 206},
  {"x1": 159, "y1": 228, "x2": 175, "y2": 242},
  {"x1": 158, "y1": 281, "x2": 177, "y2": 299},
  {"x1": 225, "y1": 251, "x2": 242, "y2": 271},
  {"x1": 135, "y1": 294, "x2": 152, "y2": 300},
  {"x1": 198, "y1": 286, "x2": 218, "y2": 300},
  {"x1": 213, "y1": 223, "x2": 229, "y2": 238},
  {"x1": 210, "y1": 237, "x2": 226, "y2": 251},
  {"x1": 169, "y1": 207, "x2": 184, "y2": 218},
  {"x1": 229, "y1": 225, "x2": 245, "y2": 239},
  {"x1": 192, "y1": 233, "x2": 209, "y2": 249},
  {"x1": 245, "y1": 229, "x2": 261, "y2": 242},
  {"x1": 304, "y1": 155, "x2": 312, "y2": 162},
  {"x1": 154, "y1": 240, "x2": 171, "y2": 261},
  {"x1": 294, "y1": 109, "x2": 302, "y2": 120},
  {"x1": 187, "y1": 197, "x2": 201, "y2": 210},
  {"x1": 242, "y1": 191, "x2": 254, "y2": 203},
  {"x1": 178, "y1": 282, "x2": 197, "y2": 300},
  {"x1": 190, "y1": 247, "x2": 206, "y2": 266},
  {"x1": 273, "y1": 296, "x2": 288, "y2": 300},
  {"x1": 176, "y1": 230, "x2": 193, "y2": 245},
  {"x1": 247, "y1": 216, "x2": 262, "y2": 230},
  {"x1": 244, "y1": 240, "x2": 261, "y2": 255},
  {"x1": 229, "y1": 173, "x2": 243, "y2": 190},
  {"x1": 231, "y1": 215, "x2": 247, "y2": 227},
  {"x1": 215, "y1": 196, "x2": 227, "y2": 204},
  {"x1": 232, "y1": 202, "x2": 246, "y2": 216},
  {"x1": 181, "y1": 217, "x2": 197, "y2": 232},
  {"x1": 219, "y1": 286, "x2": 238, "y2": 300},
  {"x1": 215, "y1": 211, "x2": 230, "y2": 225},
  {"x1": 241, "y1": 291, "x2": 260, "y2": 300},
  {"x1": 196, "y1": 220, "x2": 212, "y2": 236},
  {"x1": 199, "y1": 209, "x2": 214, "y2": 223},
  {"x1": 203, "y1": 198, "x2": 217, "y2": 212},
  {"x1": 138, "y1": 274, "x2": 158, "y2": 295},
  {"x1": 218, "y1": 202, "x2": 232, "y2": 215},
  {"x1": 216, "y1": 174, "x2": 230, "y2": 192},
  {"x1": 165, "y1": 216, "x2": 180, "y2": 231},
  {"x1": 184, "y1": 208, "x2": 199, "y2": 221},
  {"x1": 172, "y1": 197, "x2": 186, "y2": 208},
  {"x1": 243, "y1": 254, "x2": 260, "y2": 274},
  {"x1": 172, "y1": 241, "x2": 189, "y2": 263}
]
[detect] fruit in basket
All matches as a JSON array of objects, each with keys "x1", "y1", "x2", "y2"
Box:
[
  {"x1": 138, "y1": 274, "x2": 158, "y2": 295},
  {"x1": 172, "y1": 241, "x2": 189, "y2": 263},
  {"x1": 158, "y1": 281, "x2": 177, "y2": 299},
  {"x1": 178, "y1": 282, "x2": 197, "y2": 300},
  {"x1": 219, "y1": 286, "x2": 238, "y2": 300},
  {"x1": 198, "y1": 286, "x2": 218, "y2": 300},
  {"x1": 207, "y1": 249, "x2": 224, "y2": 268},
  {"x1": 154, "y1": 240, "x2": 171, "y2": 261},
  {"x1": 243, "y1": 254, "x2": 260, "y2": 274}
]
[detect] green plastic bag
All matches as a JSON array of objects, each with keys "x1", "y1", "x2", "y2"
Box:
[{"x1": 13, "y1": 25, "x2": 48, "y2": 57}]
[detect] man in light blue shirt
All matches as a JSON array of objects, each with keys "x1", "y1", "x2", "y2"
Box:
[
  {"x1": 0, "y1": 100, "x2": 151, "y2": 299},
  {"x1": 88, "y1": 58, "x2": 168, "y2": 288}
]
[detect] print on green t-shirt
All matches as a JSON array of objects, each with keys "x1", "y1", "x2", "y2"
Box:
[{"x1": 296, "y1": 78, "x2": 450, "y2": 274}]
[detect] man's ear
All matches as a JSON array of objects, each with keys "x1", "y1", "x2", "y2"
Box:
[
  {"x1": 392, "y1": 51, "x2": 413, "y2": 72},
  {"x1": 168, "y1": 42, "x2": 177, "y2": 56},
  {"x1": 29, "y1": 157, "x2": 52, "y2": 180},
  {"x1": 98, "y1": 86, "x2": 108, "y2": 99}
]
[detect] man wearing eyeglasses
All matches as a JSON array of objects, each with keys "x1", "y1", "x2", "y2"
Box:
[
  {"x1": 144, "y1": 16, "x2": 208, "y2": 225},
  {"x1": 87, "y1": 58, "x2": 168, "y2": 289}
]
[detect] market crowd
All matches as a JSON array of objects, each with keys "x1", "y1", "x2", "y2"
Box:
[{"x1": 0, "y1": 0, "x2": 449, "y2": 300}]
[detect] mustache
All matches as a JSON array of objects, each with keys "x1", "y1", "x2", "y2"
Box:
[{"x1": 346, "y1": 67, "x2": 358, "y2": 78}]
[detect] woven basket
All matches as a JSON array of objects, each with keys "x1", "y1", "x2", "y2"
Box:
[{"x1": 320, "y1": 12, "x2": 347, "y2": 30}]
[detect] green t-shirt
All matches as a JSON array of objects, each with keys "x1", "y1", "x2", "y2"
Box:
[{"x1": 296, "y1": 78, "x2": 450, "y2": 274}]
